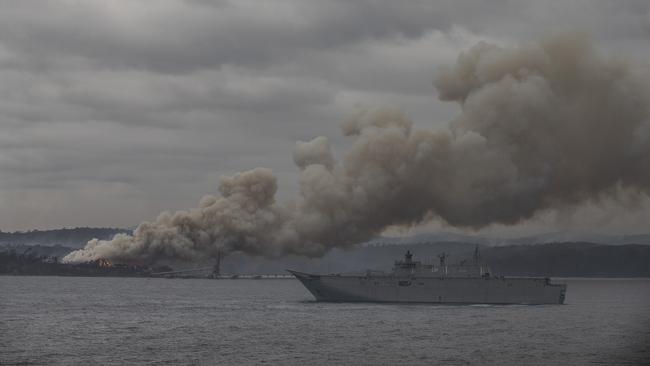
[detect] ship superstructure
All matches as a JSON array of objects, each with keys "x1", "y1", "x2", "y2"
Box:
[{"x1": 289, "y1": 248, "x2": 567, "y2": 304}]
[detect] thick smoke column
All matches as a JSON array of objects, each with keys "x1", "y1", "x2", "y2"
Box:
[{"x1": 64, "y1": 34, "x2": 650, "y2": 264}]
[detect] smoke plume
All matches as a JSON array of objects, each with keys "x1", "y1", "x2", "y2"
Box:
[{"x1": 64, "y1": 33, "x2": 650, "y2": 264}]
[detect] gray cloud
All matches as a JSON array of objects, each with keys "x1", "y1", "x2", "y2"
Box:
[
  {"x1": 0, "y1": 0, "x2": 648, "y2": 237},
  {"x1": 0, "y1": 1, "x2": 453, "y2": 72}
]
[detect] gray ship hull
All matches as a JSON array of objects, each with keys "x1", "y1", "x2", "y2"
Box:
[{"x1": 289, "y1": 271, "x2": 567, "y2": 305}]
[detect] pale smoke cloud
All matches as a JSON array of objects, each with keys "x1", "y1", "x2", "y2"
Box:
[
  {"x1": 64, "y1": 33, "x2": 650, "y2": 264},
  {"x1": 293, "y1": 136, "x2": 335, "y2": 170}
]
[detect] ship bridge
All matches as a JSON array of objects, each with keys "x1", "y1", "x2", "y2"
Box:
[{"x1": 392, "y1": 247, "x2": 489, "y2": 278}]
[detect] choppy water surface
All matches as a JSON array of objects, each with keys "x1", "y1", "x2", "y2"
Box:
[{"x1": 1, "y1": 277, "x2": 649, "y2": 365}]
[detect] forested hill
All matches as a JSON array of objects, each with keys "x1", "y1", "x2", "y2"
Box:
[
  {"x1": 482, "y1": 242, "x2": 650, "y2": 277},
  {"x1": 1, "y1": 231, "x2": 649, "y2": 277},
  {"x1": 0, "y1": 227, "x2": 131, "y2": 248}
]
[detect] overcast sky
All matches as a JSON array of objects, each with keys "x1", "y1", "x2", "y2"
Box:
[{"x1": 0, "y1": 0, "x2": 648, "y2": 235}]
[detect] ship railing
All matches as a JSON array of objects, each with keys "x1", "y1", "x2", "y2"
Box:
[{"x1": 340, "y1": 270, "x2": 389, "y2": 277}]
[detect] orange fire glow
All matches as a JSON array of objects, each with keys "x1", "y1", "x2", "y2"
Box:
[{"x1": 96, "y1": 258, "x2": 112, "y2": 268}]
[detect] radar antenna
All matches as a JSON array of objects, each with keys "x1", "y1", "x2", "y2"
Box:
[{"x1": 404, "y1": 250, "x2": 413, "y2": 263}]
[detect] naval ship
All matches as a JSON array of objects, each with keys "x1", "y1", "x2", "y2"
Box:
[{"x1": 288, "y1": 249, "x2": 567, "y2": 304}]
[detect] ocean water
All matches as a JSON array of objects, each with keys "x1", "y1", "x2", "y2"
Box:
[{"x1": 1, "y1": 277, "x2": 649, "y2": 365}]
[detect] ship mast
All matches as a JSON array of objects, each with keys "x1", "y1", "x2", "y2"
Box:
[
  {"x1": 438, "y1": 252, "x2": 448, "y2": 276},
  {"x1": 212, "y1": 250, "x2": 222, "y2": 279}
]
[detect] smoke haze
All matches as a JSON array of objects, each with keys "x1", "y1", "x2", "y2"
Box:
[{"x1": 63, "y1": 33, "x2": 650, "y2": 264}]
